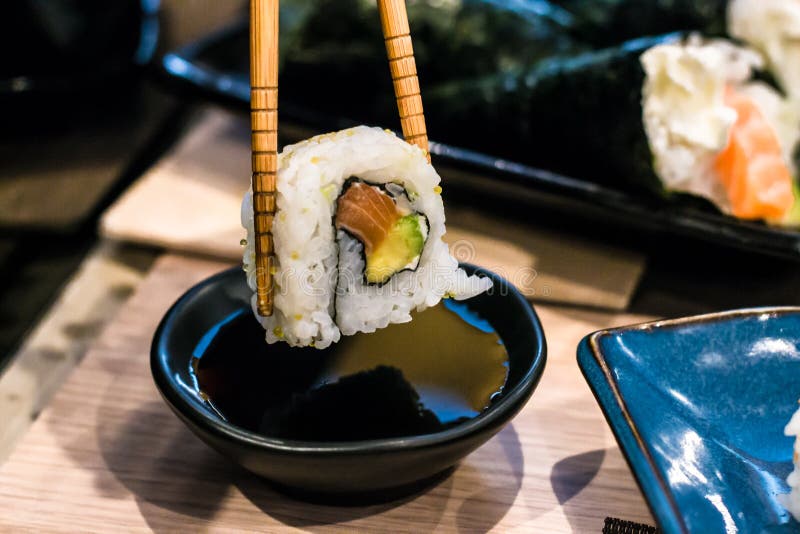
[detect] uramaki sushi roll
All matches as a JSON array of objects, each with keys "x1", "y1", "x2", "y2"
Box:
[{"x1": 241, "y1": 126, "x2": 491, "y2": 349}]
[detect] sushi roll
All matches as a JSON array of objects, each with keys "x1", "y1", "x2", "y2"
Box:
[
  {"x1": 782, "y1": 402, "x2": 800, "y2": 522},
  {"x1": 728, "y1": 0, "x2": 800, "y2": 99},
  {"x1": 426, "y1": 33, "x2": 800, "y2": 225},
  {"x1": 241, "y1": 126, "x2": 491, "y2": 349},
  {"x1": 641, "y1": 36, "x2": 800, "y2": 223},
  {"x1": 422, "y1": 33, "x2": 681, "y2": 192}
]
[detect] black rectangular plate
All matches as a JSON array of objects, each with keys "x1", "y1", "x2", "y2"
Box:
[{"x1": 159, "y1": 20, "x2": 800, "y2": 261}]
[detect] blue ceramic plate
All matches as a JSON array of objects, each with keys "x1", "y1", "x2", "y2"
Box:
[{"x1": 578, "y1": 308, "x2": 800, "y2": 533}]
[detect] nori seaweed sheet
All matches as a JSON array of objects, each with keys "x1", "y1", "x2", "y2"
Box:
[
  {"x1": 269, "y1": 2, "x2": 731, "y2": 195},
  {"x1": 206, "y1": 0, "x2": 589, "y2": 127},
  {"x1": 425, "y1": 34, "x2": 683, "y2": 194},
  {"x1": 334, "y1": 178, "x2": 430, "y2": 288},
  {"x1": 197, "y1": 1, "x2": 754, "y2": 195},
  {"x1": 552, "y1": 0, "x2": 728, "y2": 46}
]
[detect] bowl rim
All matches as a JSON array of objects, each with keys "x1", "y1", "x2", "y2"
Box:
[{"x1": 151, "y1": 263, "x2": 547, "y2": 454}]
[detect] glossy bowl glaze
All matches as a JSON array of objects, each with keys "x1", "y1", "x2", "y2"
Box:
[
  {"x1": 578, "y1": 308, "x2": 800, "y2": 534},
  {"x1": 152, "y1": 264, "x2": 546, "y2": 500}
]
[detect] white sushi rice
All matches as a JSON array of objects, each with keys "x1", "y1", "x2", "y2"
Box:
[
  {"x1": 782, "y1": 403, "x2": 800, "y2": 522},
  {"x1": 241, "y1": 126, "x2": 491, "y2": 349},
  {"x1": 641, "y1": 36, "x2": 800, "y2": 219},
  {"x1": 641, "y1": 36, "x2": 765, "y2": 213},
  {"x1": 728, "y1": 0, "x2": 800, "y2": 99}
]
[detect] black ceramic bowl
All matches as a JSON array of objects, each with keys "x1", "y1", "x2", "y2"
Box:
[{"x1": 151, "y1": 264, "x2": 546, "y2": 499}]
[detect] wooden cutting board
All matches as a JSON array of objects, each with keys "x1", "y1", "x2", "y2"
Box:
[
  {"x1": 0, "y1": 253, "x2": 655, "y2": 532},
  {"x1": 100, "y1": 108, "x2": 646, "y2": 310}
]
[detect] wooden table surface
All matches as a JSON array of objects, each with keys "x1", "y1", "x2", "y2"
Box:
[{"x1": 0, "y1": 254, "x2": 655, "y2": 533}]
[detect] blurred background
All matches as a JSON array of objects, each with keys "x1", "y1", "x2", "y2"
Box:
[
  {"x1": 0, "y1": 0, "x2": 246, "y2": 367},
  {"x1": 3, "y1": 0, "x2": 800, "y2": 384}
]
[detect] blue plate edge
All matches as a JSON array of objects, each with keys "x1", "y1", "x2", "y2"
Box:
[
  {"x1": 577, "y1": 334, "x2": 687, "y2": 534},
  {"x1": 576, "y1": 306, "x2": 800, "y2": 534}
]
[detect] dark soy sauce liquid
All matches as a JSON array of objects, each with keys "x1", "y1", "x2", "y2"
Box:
[{"x1": 190, "y1": 300, "x2": 509, "y2": 441}]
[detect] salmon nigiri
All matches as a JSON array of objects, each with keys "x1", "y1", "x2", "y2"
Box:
[
  {"x1": 336, "y1": 181, "x2": 428, "y2": 284},
  {"x1": 714, "y1": 86, "x2": 796, "y2": 221}
]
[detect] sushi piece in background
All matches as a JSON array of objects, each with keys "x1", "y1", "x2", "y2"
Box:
[
  {"x1": 425, "y1": 33, "x2": 800, "y2": 226},
  {"x1": 241, "y1": 126, "x2": 491, "y2": 349},
  {"x1": 641, "y1": 36, "x2": 800, "y2": 223},
  {"x1": 550, "y1": 0, "x2": 800, "y2": 100}
]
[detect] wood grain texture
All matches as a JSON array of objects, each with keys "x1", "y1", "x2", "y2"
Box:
[
  {"x1": 0, "y1": 241, "x2": 155, "y2": 464},
  {"x1": 250, "y1": 0, "x2": 279, "y2": 316},
  {"x1": 378, "y1": 0, "x2": 430, "y2": 160},
  {"x1": 0, "y1": 254, "x2": 655, "y2": 532}
]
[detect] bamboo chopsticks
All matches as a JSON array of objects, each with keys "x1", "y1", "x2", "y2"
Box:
[
  {"x1": 250, "y1": 0, "x2": 278, "y2": 317},
  {"x1": 250, "y1": 0, "x2": 430, "y2": 316},
  {"x1": 378, "y1": 0, "x2": 431, "y2": 162}
]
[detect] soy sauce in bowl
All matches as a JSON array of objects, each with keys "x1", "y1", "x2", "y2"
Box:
[
  {"x1": 151, "y1": 265, "x2": 545, "y2": 497},
  {"x1": 190, "y1": 300, "x2": 509, "y2": 441}
]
